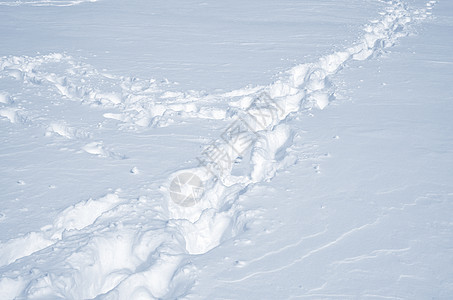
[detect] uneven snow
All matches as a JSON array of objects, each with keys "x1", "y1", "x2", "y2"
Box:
[{"x1": 1, "y1": 0, "x2": 452, "y2": 299}]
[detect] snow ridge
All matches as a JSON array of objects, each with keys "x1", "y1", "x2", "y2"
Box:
[{"x1": 0, "y1": 1, "x2": 437, "y2": 299}]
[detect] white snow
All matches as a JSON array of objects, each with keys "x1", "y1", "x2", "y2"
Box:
[
  {"x1": 1, "y1": 0, "x2": 452, "y2": 299},
  {"x1": 0, "y1": 0, "x2": 97, "y2": 7}
]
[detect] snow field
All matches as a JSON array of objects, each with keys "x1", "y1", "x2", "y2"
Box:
[{"x1": 0, "y1": 0, "x2": 446, "y2": 299}]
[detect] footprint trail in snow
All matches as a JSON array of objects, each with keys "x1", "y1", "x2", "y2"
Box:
[{"x1": 0, "y1": 1, "x2": 438, "y2": 299}]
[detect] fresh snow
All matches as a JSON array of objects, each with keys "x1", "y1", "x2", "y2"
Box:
[{"x1": 1, "y1": 0, "x2": 452, "y2": 299}]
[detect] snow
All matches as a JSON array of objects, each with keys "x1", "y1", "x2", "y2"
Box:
[{"x1": 1, "y1": 0, "x2": 453, "y2": 299}]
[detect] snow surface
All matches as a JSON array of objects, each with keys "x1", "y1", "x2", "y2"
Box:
[{"x1": 1, "y1": 0, "x2": 452, "y2": 299}]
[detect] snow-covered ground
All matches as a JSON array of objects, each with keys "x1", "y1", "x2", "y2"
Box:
[{"x1": 1, "y1": 0, "x2": 452, "y2": 299}]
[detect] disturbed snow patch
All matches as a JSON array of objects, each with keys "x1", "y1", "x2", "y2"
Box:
[{"x1": 0, "y1": 194, "x2": 124, "y2": 268}]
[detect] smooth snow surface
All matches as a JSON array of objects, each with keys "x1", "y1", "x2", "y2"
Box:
[{"x1": 1, "y1": 0, "x2": 452, "y2": 299}]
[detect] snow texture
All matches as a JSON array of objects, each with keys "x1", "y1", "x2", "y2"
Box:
[{"x1": 1, "y1": 0, "x2": 452, "y2": 299}]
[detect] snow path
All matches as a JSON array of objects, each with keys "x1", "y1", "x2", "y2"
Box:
[{"x1": 0, "y1": 0, "x2": 440, "y2": 299}]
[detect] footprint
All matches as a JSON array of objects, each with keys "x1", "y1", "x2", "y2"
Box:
[
  {"x1": 0, "y1": 107, "x2": 21, "y2": 123},
  {"x1": 0, "y1": 92, "x2": 11, "y2": 104}
]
